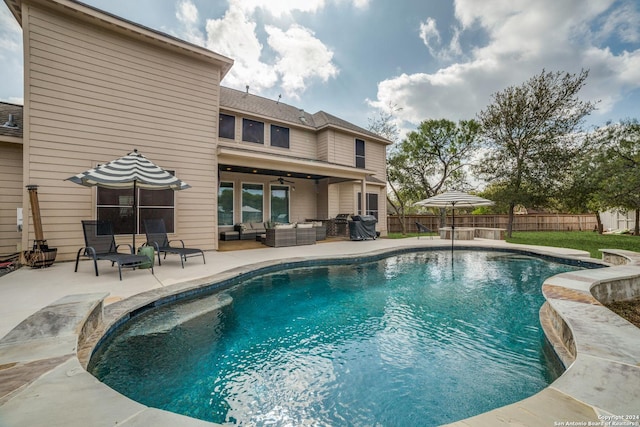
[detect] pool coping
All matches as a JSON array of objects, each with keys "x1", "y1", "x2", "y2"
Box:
[{"x1": 1, "y1": 244, "x2": 639, "y2": 426}]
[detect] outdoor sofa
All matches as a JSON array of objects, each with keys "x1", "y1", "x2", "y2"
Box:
[
  {"x1": 264, "y1": 223, "x2": 317, "y2": 247},
  {"x1": 234, "y1": 221, "x2": 267, "y2": 240}
]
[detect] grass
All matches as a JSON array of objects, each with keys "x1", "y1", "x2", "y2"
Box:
[
  {"x1": 505, "y1": 231, "x2": 640, "y2": 259},
  {"x1": 387, "y1": 230, "x2": 640, "y2": 259}
]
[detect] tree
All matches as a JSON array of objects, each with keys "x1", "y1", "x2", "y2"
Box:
[
  {"x1": 475, "y1": 69, "x2": 597, "y2": 237},
  {"x1": 388, "y1": 119, "x2": 481, "y2": 230},
  {"x1": 590, "y1": 119, "x2": 640, "y2": 234},
  {"x1": 556, "y1": 132, "x2": 607, "y2": 232},
  {"x1": 367, "y1": 106, "x2": 412, "y2": 233}
]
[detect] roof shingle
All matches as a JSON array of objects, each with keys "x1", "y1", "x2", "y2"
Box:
[{"x1": 220, "y1": 87, "x2": 390, "y2": 144}]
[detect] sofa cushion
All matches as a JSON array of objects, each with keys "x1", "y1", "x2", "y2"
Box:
[
  {"x1": 296, "y1": 223, "x2": 313, "y2": 229},
  {"x1": 275, "y1": 223, "x2": 295, "y2": 229}
]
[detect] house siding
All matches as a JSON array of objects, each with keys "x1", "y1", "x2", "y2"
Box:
[
  {"x1": 317, "y1": 129, "x2": 330, "y2": 162},
  {"x1": 23, "y1": 4, "x2": 222, "y2": 261},
  {"x1": 0, "y1": 142, "x2": 23, "y2": 254},
  {"x1": 331, "y1": 132, "x2": 357, "y2": 168}
]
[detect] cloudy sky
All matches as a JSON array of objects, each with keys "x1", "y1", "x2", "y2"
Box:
[{"x1": 1, "y1": 0, "x2": 639, "y2": 136}]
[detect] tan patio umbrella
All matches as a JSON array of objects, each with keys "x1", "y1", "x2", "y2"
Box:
[
  {"x1": 414, "y1": 190, "x2": 494, "y2": 254},
  {"x1": 66, "y1": 149, "x2": 190, "y2": 248}
]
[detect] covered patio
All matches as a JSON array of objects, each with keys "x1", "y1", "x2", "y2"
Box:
[{"x1": 217, "y1": 145, "x2": 386, "y2": 242}]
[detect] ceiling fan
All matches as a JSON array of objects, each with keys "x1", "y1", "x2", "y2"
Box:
[{"x1": 271, "y1": 177, "x2": 295, "y2": 185}]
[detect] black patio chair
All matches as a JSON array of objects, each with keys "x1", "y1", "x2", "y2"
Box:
[
  {"x1": 143, "y1": 218, "x2": 205, "y2": 268},
  {"x1": 415, "y1": 222, "x2": 434, "y2": 239},
  {"x1": 75, "y1": 220, "x2": 153, "y2": 280}
]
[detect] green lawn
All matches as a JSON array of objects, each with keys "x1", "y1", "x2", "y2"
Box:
[
  {"x1": 386, "y1": 231, "x2": 640, "y2": 259},
  {"x1": 506, "y1": 231, "x2": 640, "y2": 259}
]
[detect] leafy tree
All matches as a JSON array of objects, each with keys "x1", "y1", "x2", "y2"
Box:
[
  {"x1": 475, "y1": 69, "x2": 597, "y2": 237},
  {"x1": 590, "y1": 119, "x2": 640, "y2": 234},
  {"x1": 367, "y1": 106, "x2": 411, "y2": 233},
  {"x1": 387, "y1": 119, "x2": 481, "y2": 230},
  {"x1": 556, "y1": 132, "x2": 607, "y2": 232}
]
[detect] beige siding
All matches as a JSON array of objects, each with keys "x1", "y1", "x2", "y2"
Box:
[
  {"x1": 338, "y1": 183, "x2": 356, "y2": 215},
  {"x1": 316, "y1": 130, "x2": 330, "y2": 162},
  {"x1": 366, "y1": 141, "x2": 386, "y2": 178},
  {"x1": 23, "y1": 5, "x2": 222, "y2": 261},
  {"x1": 331, "y1": 133, "x2": 357, "y2": 167},
  {"x1": 288, "y1": 180, "x2": 316, "y2": 222},
  {"x1": 0, "y1": 142, "x2": 23, "y2": 254},
  {"x1": 315, "y1": 180, "x2": 330, "y2": 220},
  {"x1": 327, "y1": 182, "x2": 340, "y2": 218}
]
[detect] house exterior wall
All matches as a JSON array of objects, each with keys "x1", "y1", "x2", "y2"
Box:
[
  {"x1": 0, "y1": 142, "x2": 23, "y2": 254},
  {"x1": 316, "y1": 129, "x2": 330, "y2": 162},
  {"x1": 21, "y1": 2, "x2": 224, "y2": 261}
]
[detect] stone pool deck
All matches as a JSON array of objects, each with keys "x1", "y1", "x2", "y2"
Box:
[{"x1": 0, "y1": 238, "x2": 638, "y2": 426}]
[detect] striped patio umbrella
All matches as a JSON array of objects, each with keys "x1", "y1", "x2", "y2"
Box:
[
  {"x1": 414, "y1": 190, "x2": 494, "y2": 253},
  {"x1": 67, "y1": 149, "x2": 190, "y2": 247}
]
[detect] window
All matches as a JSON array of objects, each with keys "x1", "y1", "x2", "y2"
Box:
[
  {"x1": 270, "y1": 185, "x2": 290, "y2": 223},
  {"x1": 355, "y1": 139, "x2": 365, "y2": 168},
  {"x1": 242, "y1": 118, "x2": 264, "y2": 144},
  {"x1": 241, "y1": 183, "x2": 263, "y2": 222},
  {"x1": 97, "y1": 183, "x2": 175, "y2": 235},
  {"x1": 357, "y1": 192, "x2": 379, "y2": 220},
  {"x1": 218, "y1": 182, "x2": 234, "y2": 226},
  {"x1": 219, "y1": 114, "x2": 235, "y2": 139},
  {"x1": 271, "y1": 124, "x2": 290, "y2": 148}
]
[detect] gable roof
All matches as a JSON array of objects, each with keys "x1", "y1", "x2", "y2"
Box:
[
  {"x1": 4, "y1": 0, "x2": 234, "y2": 76},
  {"x1": 0, "y1": 102, "x2": 22, "y2": 139},
  {"x1": 220, "y1": 87, "x2": 392, "y2": 145}
]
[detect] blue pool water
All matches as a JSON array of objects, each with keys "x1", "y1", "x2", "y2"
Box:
[{"x1": 89, "y1": 251, "x2": 581, "y2": 426}]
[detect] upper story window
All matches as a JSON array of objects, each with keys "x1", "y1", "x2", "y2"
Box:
[
  {"x1": 242, "y1": 118, "x2": 264, "y2": 144},
  {"x1": 355, "y1": 138, "x2": 366, "y2": 169},
  {"x1": 219, "y1": 114, "x2": 235, "y2": 139},
  {"x1": 271, "y1": 124, "x2": 290, "y2": 149}
]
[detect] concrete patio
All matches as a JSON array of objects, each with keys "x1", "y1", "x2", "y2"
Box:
[{"x1": 0, "y1": 237, "x2": 638, "y2": 426}]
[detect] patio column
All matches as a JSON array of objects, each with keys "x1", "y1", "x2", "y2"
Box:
[{"x1": 360, "y1": 179, "x2": 367, "y2": 215}]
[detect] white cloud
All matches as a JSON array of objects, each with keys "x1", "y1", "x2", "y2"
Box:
[
  {"x1": 0, "y1": 5, "x2": 21, "y2": 55},
  {"x1": 204, "y1": 5, "x2": 278, "y2": 92},
  {"x1": 0, "y1": 4, "x2": 23, "y2": 104},
  {"x1": 419, "y1": 17, "x2": 462, "y2": 62},
  {"x1": 229, "y1": 0, "x2": 326, "y2": 17},
  {"x1": 419, "y1": 18, "x2": 441, "y2": 54},
  {"x1": 370, "y1": 0, "x2": 640, "y2": 127},
  {"x1": 175, "y1": 0, "x2": 205, "y2": 46},
  {"x1": 227, "y1": 0, "x2": 368, "y2": 17},
  {"x1": 266, "y1": 24, "x2": 339, "y2": 99},
  {"x1": 201, "y1": 1, "x2": 339, "y2": 97},
  {"x1": 594, "y1": 1, "x2": 640, "y2": 44}
]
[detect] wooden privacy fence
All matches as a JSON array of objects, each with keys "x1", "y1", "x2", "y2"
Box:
[{"x1": 388, "y1": 214, "x2": 598, "y2": 234}]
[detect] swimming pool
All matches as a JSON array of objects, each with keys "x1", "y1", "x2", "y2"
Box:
[{"x1": 89, "y1": 250, "x2": 583, "y2": 426}]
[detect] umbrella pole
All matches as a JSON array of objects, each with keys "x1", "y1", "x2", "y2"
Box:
[
  {"x1": 133, "y1": 180, "x2": 137, "y2": 249},
  {"x1": 451, "y1": 206, "x2": 455, "y2": 255}
]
